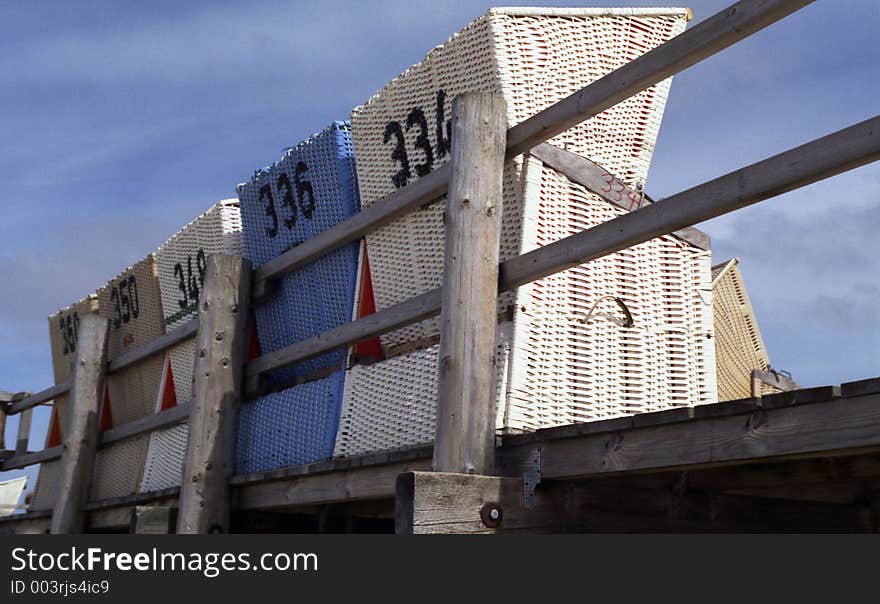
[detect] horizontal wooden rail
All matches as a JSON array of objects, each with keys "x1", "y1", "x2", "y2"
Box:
[
  {"x1": 8, "y1": 319, "x2": 198, "y2": 415},
  {"x1": 0, "y1": 405, "x2": 191, "y2": 471},
  {"x1": 107, "y1": 318, "x2": 198, "y2": 374},
  {"x1": 500, "y1": 115, "x2": 880, "y2": 288},
  {"x1": 249, "y1": 0, "x2": 811, "y2": 299},
  {"x1": 100, "y1": 403, "x2": 190, "y2": 446},
  {"x1": 243, "y1": 115, "x2": 880, "y2": 386},
  {"x1": 8, "y1": 382, "x2": 70, "y2": 414},
  {"x1": 1, "y1": 445, "x2": 62, "y2": 470}
]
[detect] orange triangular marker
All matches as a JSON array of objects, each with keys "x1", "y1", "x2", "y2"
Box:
[
  {"x1": 47, "y1": 406, "x2": 62, "y2": 447},
  {"x1": 99, "y1": 385, "x2": 113, "y2": 432},
  {"x1": 159, "y1": 357, "x2": 177, "y2": 411},
  {"x1": 247, "y1": 318, "x2": 262, "y2": 361},
  {"x1": 353, "y1": 243, "x2": 383, "y2": 361}
]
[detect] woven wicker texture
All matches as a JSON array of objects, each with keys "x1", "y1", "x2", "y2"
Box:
[
  {"x1": 351, "y1": 8, "x2": 688, "y2": 349},
  {"x1": 334, "y1": 323, "x2": 513, "y2": 457},
  {"x1": 140, "y1": 199, "x2": 243, "y2": 492},
  {"x1": 236, "y1": 370, "x2": 347, "y2": 473},
  {"x1": 31, "y1": 295, "x2": 98, "y2": 511},
  {"x1": 333, "y1": 157, "x2": 717, "y2": 455},
  {"x1": 711, "y1": 259, "x2": 777, "y2": 401},
  {"x1": 502, "y1": 159, "x2": 716, "y2": 428},
  {"x1": 91, "y1": 255, "x2": 165, "y2": 500},
  {"x1": 237, "y1": 122, "x2": 361, "y2": 382}
]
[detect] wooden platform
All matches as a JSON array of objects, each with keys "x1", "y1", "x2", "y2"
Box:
[{"x1": 3, "y1": 377, "x2": 878, "y2": 533}]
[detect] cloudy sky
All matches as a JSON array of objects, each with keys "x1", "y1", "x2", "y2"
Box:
[{"x1": 1, "y1": 0, "x2": 877, "y2": 489}]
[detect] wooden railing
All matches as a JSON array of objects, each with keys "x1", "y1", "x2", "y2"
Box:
[{"x1": 3, "y1": 0, "x2": 878, "y2": 533}]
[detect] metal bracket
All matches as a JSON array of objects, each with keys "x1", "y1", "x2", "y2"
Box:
[{"x1": 522, "y1": 447, "x2": 542, "y2": 509}]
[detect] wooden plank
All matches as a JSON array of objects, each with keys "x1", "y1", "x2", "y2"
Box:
[
  {"x1": 99, "y1": 403, "x2": 190, "y2": 446},
  {"x1": 396, "y1": 470, "x2": 870, "y2": 534},
  {"x1": 753, "y1": 368, "x2": 800, "y2": 392},
  {"x1": 433, "y1": 93, "x2": 507, "y2": 475},
  {"x1": 247, "y1": 0, "x2": 808, "y2": 297},
  {"x1": 500, "y1": 116, "x2": 880, "y2": 290},
  {"x1": 107, "y1": 318, "x2": 197, "y2": 374},
  {"x1": 177, "y1": 254, "x2": 251, "y2": 534},
  {"x1": 530, "y1": 143, "x2": 710, "y2": 250},
  {"x1": 243, "y1": 288, "x2": 442, "y2": 395},
  {"x1": 8, "y1": 381, "x2": 69, "y2": 414},
  {"x1": 235, "y1": 459, "x2": 431, "y2": 511},
  {"x1": 51, "y1": 313, "x2": 110, "y2": 534},
  {"x1": 510, "y1": 392, "x2": 880, "y2": 482},
  {"x1": 0, "y1": 406, "x2": 189, "y2": 471},
  {"x1": 505, "y1": 0, "x2": 814, "y2": 157},
  {"x1": 841, "y1": 378, "x2": 880, "y2": 398},
  {"x1": 15, "y1": 408, "x2": 32, "y2": 456},
  {"x1": 0, "y1": 445, "x2": 62, "y2": 471}
]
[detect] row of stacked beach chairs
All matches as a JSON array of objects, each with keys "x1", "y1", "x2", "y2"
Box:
[{"x1": 33, "y1": 8, "x2": 754, "y2": 505}]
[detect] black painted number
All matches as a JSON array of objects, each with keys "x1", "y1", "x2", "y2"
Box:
[
  {"x1": 262, "y1": 161, "x2": 317, "y2": 239},
  {"x1": 109, "y1": 275, "x2": 141, "y2": 329},
  {"x1": 59, "y1": 312, "x2": 80, "y2": 355},
  {"x1": 174, "y1": 249, "x2": 206, "y2": 310},
  {"x1": 383, "y1": 89, "x2": 452, "y2": 188}
]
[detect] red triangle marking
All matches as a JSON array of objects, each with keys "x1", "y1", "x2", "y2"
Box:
[
  {"x1": 99, "y1": 385, "x2": 113, "y2": 432},
  {"x1": 47, "y1": 406, "x2": 62, "y2": 447},
  {"x1": 354, "y1": 243, "x2": 384, "y2": 361},
  {"x1": 160, "y1": 357, "x2": 178, "y2": 411},
  {"x1": 247, "y1": 318, "x2": 262, "y2": 362}
]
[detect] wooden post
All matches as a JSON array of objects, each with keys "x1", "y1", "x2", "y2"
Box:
[
  {"x1": 433, "y1": 92, "x2": 507, "y2": 475},
  {"x1": 15, "y1": 408, "x2": 32, "y2": 457},
  {"x1": 177, "y1": 254, "x2": 251, "y2": 534},
  {"x1": 50, "y1": 313, "x2": 109, "y2": 534}
]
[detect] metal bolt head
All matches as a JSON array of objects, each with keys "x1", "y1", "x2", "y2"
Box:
[{"x1": 479, "y1": 502, "x2": 503, "y2": 528}]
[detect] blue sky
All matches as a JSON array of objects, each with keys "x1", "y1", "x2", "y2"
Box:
[{"x1": 2, "y1": 0, "x2": 878, "y2": 490}]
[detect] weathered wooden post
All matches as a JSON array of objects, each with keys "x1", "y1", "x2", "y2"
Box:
[
  {"x1": 15, "y1": 407, "x2": 32, "y2": 457},
  {"x1": 177, "y1": 254, "x2": 251, "y2": 534},
  {"x1": 433, "y1": 92, "x2": 507, "y2": 475},
  {"x1": 50, "y1": 313, "x2": 109, "y2": 534}
]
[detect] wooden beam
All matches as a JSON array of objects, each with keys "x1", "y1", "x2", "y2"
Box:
[
  {"x1": 177, "y1": 254, "x2": 251, "y2": 534},
  {"x1": 1, "y1": 446, "x2": 62, "y2": 471},
  {"x1": 243, "y1": 288, "x2": 441, "y2": 396},
  {"x1": 530, "y1": 143, "x2": 710, "y2": 250},
  {"x1": 501, "y1": 391, "x2": 880, "y2": 482},
  {"x1": 501, "y1": 116, "x2": 880, "y2": 289},
  {"x1": 753, "y1": 369, "x2": 800, "y2": 392},
  {"x1": 15, "y1": 408, "x2": 32, "y2": 456},
  {"x1": 248, "y1": 0, "x2": 808, "y2": 298},
  {"x1": 8, "y1": 381, "x2": 69, "y2": 414},
  {"x1": 107, "y1": 318, "x2": 197, "y2": 374},
  {"x1": 50, "y1": 313, "x2": 109, "y2": 534},
  {"x1": 505, "y1": 0, "x2": 815, "y2": 157},
  {"x1": 99, "y1": 403, "x2": 189, "y2": 446},
  {"x1": 433, "y1": 93, "x2": 507, "y2": 475},
  {"x1": 235, "y1": 459, "x2": 430, "y2": 511},
  {"x1": 395, "y1": 471, "x2": 870, "y2": 534}
]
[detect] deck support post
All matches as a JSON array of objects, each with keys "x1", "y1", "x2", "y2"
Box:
[
  {"x1": 177, "y1": 254, "x2": 251, "y2": 534},
  {"x1": 433, "y1": 92, "x2": 507, "y2": 475},
  {"x1": 50, "y1": 313, "x2": 109, "y2": 534}
]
